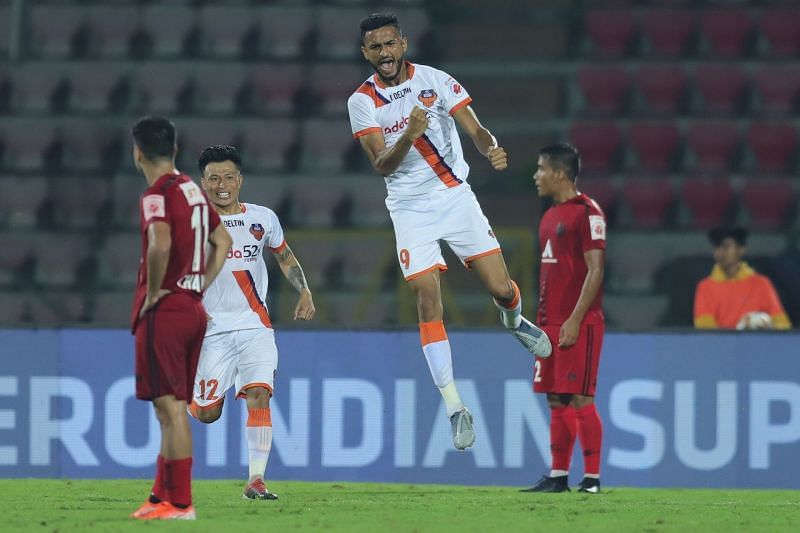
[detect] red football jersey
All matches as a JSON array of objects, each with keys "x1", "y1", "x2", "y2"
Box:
[
  {"x1": 131, "y1": 172, "x2": 221, "y2": 329},
  {"x1": 536, "y1": 193, "x2": 606, "y2": 326}
]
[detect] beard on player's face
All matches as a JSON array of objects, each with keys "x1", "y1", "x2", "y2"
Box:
[{"x1": 371, "y1": 51, "x2": 404, "y2": 83}]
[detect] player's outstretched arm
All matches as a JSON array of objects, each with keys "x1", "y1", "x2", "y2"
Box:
[
  {"x1": 202, "y1": 224, "x2": 232, "y2": 291},
  {"x1": 560, "y1": 249, "x2": 605, "y2": 347},
  {"x1": 141, "y1": 221, "x2": 172, "y2": 316},
  {"x1": 359, "y1": 106, "x2": 428, "y2": 176},
  {"x1": 452, "y1": 105, "x2": 507, "y2": 171},
  {"x1": 274, "y1": 245, "x2": 315, "y2": 321}
]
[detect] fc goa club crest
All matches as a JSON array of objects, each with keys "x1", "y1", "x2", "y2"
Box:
[
  {"x1": 250, "y1": 223, "x2": 265, "y2": 241},
  {"x1": 418, "y1": 89, "x2": 437, "y2": 108}
]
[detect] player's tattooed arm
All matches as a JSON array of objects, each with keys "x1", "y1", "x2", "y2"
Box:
[{"x1": 274, "y1": 244, "x2": 315, "y2": 320}]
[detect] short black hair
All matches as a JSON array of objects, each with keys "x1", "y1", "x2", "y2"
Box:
[
  {"x1": 709, "y1": 226, "x2": 748, "y2": 247},
  {"x1": 198, "y1": 145, "x2": 242, "y2": 174},
  {"x1": 360, "y1": 12, "x2": 401, "y2": 41},
  {"x1": 539, "y1": 143, "x2": 581, "y2": 182},
  {"x1": 131, "y1": 116, "x2": 176, "y2": 161}
]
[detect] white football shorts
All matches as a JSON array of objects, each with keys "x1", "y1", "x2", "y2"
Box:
[
  {"x1": 193, "y1": 328, "x2": 278, "y2": 408},
  {"x1": 386, "y1": 184, "x2": 501, "y2": 280}
]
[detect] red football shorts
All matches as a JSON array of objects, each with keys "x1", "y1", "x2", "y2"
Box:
[
  {"x1": 135, "y1": 292, "x2": 207, "y2": 403},
  {"x1": 534, "y1": 322, "x2": 604, "y2": 396}
]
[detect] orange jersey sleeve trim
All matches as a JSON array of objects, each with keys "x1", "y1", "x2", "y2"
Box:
[
  {"x1": 419, "y1": 320, "x2": 448, "y2": 345},
  {"x1": 269, "y1": 239, "x2": 287, "y2": 254},
  {"x1": 233, "y1": 270, "x2": 273, "y2": 329},
  {"x1": 404, "y1": 263, "x2": 448, "y2": 281},
  {"x1": 449, "y1": 96, "x2": 473, "y2": 116},
  {"x1": 353, "y1": 126, "x2": 382, "y2": 139}
]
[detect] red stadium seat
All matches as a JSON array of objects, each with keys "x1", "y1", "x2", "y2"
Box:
[
  {"x1": 28, "y1": 292, "x2": 88, "y2": 325},
  {"x1": 248, "y1": 63, "x2": 304, "y2": 115},
  {"x1": 679, "y1": 178, "x2": 735, "y2": 229},
  {"x1": 33, "y1": 233, "x2": 90, "y2": 287},
  {"x1": 577, "y1": 177, "x2": 616, "y2": 216},
  {"x1": 752, "y1": 66, "x2": 800, "y2": 116},
  {"x1": 67, "y1": 62, "x2": 128, "y2": 113},
  {"x1": 258, "y1": 6, "x2": 314, "y2": 59},
  {"x1": 760, "y1": 10, "x2": 800, "y2": 58},
  {"x1": 29, "y1": 5, "x2": 86, "y2": 58},
  {"x1": 88, "y1": 5, "x2": 139, "y2": 58},
  {"x1": 349, "y1": 179, "x2": 391, "y2": 228},
  {"x1": 177, "y1": 119, "x2": 239, "y2": 169},
  {"x1": 199, "y1": 6, "x2": 255, "y2": 58},
  {"x1": 641, "y1": 9, "x2": 696, "y2": 57},
  {"x1": 569, "y1": 122, "x2": 622, "y2": 173},
  {"x1": 98, "y1": 233, "x2": 141, "y2": 288},
  {"x1": 239, "y1": 119, "x2": 298, "y2": 172},
  {"x1": 741, "y1": 179, "x2": 797, "y2": 229},
  {"x1": 92, "y1": 291, "x2": 134, "y2": 326},
  {"x1": 0, "y1": 119, "x2": 57, "y2": 171},
  {"x1": 310, "y1": 63, "x2": 371, "y2": 116},
  {"x1": 10, "y1": 64, "x2": 67, "y2": 113},
  {"x1": 700, "y1": 9, "x2": 754, "y2": 58},
  {"x1": 0, "y1": 232, "x2": 34, "y2": 285},
  {"x1": 634, "y1": 65, "x2": 688, "y2": 115},
  {"x1": 192, "y1": 63, "x2": 248, "y2": 115},
  {"x1": 747, "y1": 122, "x2": 797, "y2": 173},
  {"x1": 141, "y1": 5, "x2": 197, "y2": 58},
  {"x1": 628, "y1": 122, "x2": 681, "y2": 172},
  {"x1": 693, "y1": 65, "x2": 747, "y2": 116},
  {"x1": 51, "y1": 176, "x2": 111, "y2": 229},
  {"x1": 316, "y1": 7, "x2": 371, "y2": 59},
  {"x1": 135, "y1": 62, "x2": 194, "y2": 113},
  {"x1": 301, "y1": 119, "x2": 356, "y2": 172},
  {"x1": 0, "y1": 176, "x2": 49, "y2": 230},
  {"x1": 686, "y1": 122, "x2": 741, "y2": 172},
  {"x1": 621, "y1": 177, "x2": 674, "y2": 228},
  {"x1": 577, "y1": 66, "x2": 630, "y2": 115},
  {"x1": 584, "y1": 10, "x2": 637, "y2": 58},
  {"x1": 288, "y1": 177, "x2": 347, "y2": 228}
]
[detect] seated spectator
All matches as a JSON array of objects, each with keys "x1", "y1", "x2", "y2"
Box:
[{"x1": 694, "y1": 227, "x2": 791, "y2": 330}]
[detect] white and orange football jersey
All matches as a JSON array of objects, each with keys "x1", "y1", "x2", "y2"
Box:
[
  {"x1": 203, "y1": 203, "x2": 285, "y2": 336},
  {"x1": 347, "y1": 62, "x2": 473, "y2": 198}
]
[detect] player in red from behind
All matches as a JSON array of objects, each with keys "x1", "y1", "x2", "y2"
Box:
[
  {"x1": 521, "y1": 144, "x2": 606, "y2": 494},
  {"x1": 128, "y1": 116, "x2": 232, "y2": 520}
]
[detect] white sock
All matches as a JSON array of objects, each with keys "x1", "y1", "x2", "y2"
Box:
[
  {"x1": 584, "y1": 473, "x2": 600, "y2": 479},
  {"x1": 438, "y1": 381, "x2": 465, "y2": 417},
  {"x1": 423, "y1": 339, "x2": 454, "y2": 388},
  {"x1": 550, "y1": 469, "x2": 568, "y2": 478},
  {"x1": 246, "y1": 408, "x2": 272, "y2": 481},
  {"x1": 420, "y1": 322, "x2": 463, "y2": 417},
  {"x1": 494, "y1": 281, "x2": 522, "y2": 329}
]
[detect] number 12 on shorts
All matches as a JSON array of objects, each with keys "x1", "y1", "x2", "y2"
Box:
[{"x1": 199, "y1": 379, "x2": 219, "y2": 401}]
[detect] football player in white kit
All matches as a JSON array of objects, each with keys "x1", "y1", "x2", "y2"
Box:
[
  {"x1": 189, "y1": 145, "x2": 315, "y2": 500},
  {"x1": 348, "y1": 13, "x2": 552, "y2": 451}
]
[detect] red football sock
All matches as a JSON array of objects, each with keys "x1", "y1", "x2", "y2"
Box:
[
  {"x1": 150, "y1": 455, "x2": 167, "y2": 503},
  {"x1": 575, "y1": 403, "x2": 603, "y2": 476},
  {"x1": 550, "y1": 406, "x2": 577, "y2": 472},
  {"x1": 165, "y1": 457, "x2": 193, "y2": 508}
]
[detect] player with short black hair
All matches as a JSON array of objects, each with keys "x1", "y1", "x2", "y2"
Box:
[
  {"x1": 189, "y1": 145, "x2": 315, "y2": 501},
  {"x1": 130, "y1": 118, "x2": 232, "y2": 520},
  {"x1": 695, "y1": 226, "x2": 790, "y2": 330},
  {"x1": 348, "y1": 12, "x2": 552, "y2": 452},
  {"x1": 522, "y1": 144, "x2": 606, "y2": 494}
]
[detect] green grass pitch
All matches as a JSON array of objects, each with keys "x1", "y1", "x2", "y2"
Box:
[{"x1": 3, "y1": 480, "x2": 799, "y2": 532}]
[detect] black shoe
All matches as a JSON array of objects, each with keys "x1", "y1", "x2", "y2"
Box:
[
  {"x1": 520, "y1": 475, "x2": 570, "y2": 493},
  {"x1": 577, "y1": 477, "x2": 600, "y2": 493}
]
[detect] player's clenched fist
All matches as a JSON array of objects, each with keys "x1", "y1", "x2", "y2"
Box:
[
  {"x1": 405, "y1": 106, "x2": 429, "y2": 140},
  {"x1": 487, "y1": 145, "x2": 507, "y2": 171}
]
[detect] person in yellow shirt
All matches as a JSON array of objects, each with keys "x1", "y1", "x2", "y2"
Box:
[{"x1": 694, "y1": 227, "x2": 791, "y2": 330}]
